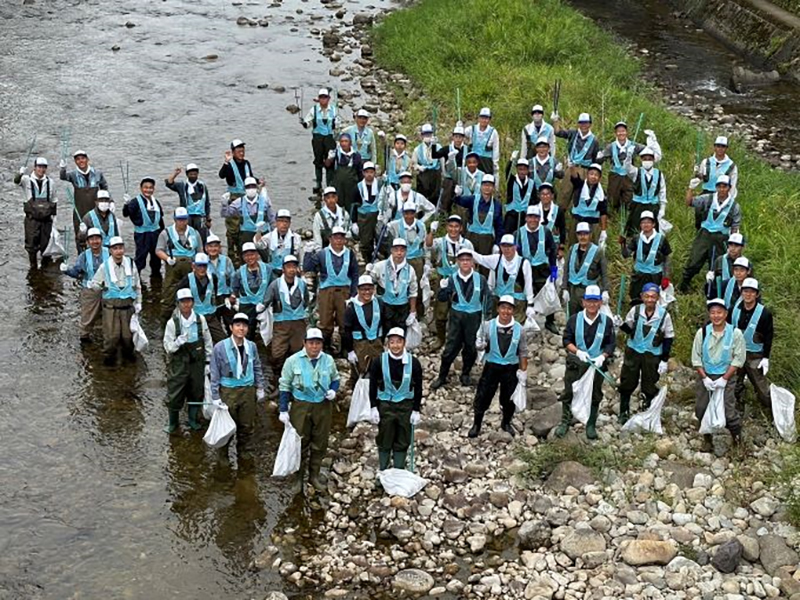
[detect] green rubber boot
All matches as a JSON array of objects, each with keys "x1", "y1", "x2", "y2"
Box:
[
  {"x1": 618, "y1": 394, "x2": 631, "y2": 425},
  {"x1": 554, "y1": 401, "x2": 571, "y2": 438},
  {"x1": 586, "y1": 402, "x2": 600, "y2": 440},
  {"x1": 163, "y1": 410, "x2": 180, "y2": 434},
  {"x1": 187, "y1": 406, "x2": 202, "y2": 431},
  {"x1": 392, "y1": 451, "x2": 407, "y2": 469},
  {"x1": 378, "y1": 449, "x2": 392, "y2": 471}
]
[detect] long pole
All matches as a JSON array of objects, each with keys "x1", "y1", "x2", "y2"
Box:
[
  {"x1": 632, "y1": 112, "x2": 645, "y2": 143},
  {"x1": 23, "y1": 133, "x2": 37, "y2": 168},
  {"x1": 616, "y1": 274, "x2": 627, "y2": 316},
  {"x1": 455, "y1": 88, "x2": 461, "y2": 122},
  {"x1": 408, "y1": 424, "x2": 416, "y2": 473}
]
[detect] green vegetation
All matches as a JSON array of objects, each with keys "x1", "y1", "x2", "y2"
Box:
[
  {"x1": 765, "y1": 444, "x2": 800, "y2": 525},
  {"x1": 373, "y1": 0, "x2": 800, "y2": 392}
]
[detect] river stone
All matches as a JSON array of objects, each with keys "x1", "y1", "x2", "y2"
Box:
[
  {"x1": 393, "y1": 569, "x2": 435, "y2": 594},
  {"x1": 518, "y1": 519, "x2": 552, "y2": 550},
  {"x1": 264, "y1": 594, "x2": 289, "y2": 600},
  {"x1": 711, "y1": 539, "x2": 743, "y2": 573},
  {"x1": 531, "y1": 403, "x2": 562, "y2": 437},
  {"x1": 661, "y1": 461, "x2": 708, "y2": 489},
  {"x1": 777, "y1": 566, "x2": 800, "y2": 597},
  {"x1": 527, "y1": 385, "x2": 558, "y2": 410},
  {"x1": 622, "y1": 540, "x2": 677, "y2": 566},
  {"x1": 750, "y1": 496, "x2": 779, "y2": 518},
  {"x1": 560, "y1": 527, "x2": 606, "y2": 560},
  {"x1": 737, "y1": 535, "x2": 759, "y2": 562},
  {"x1": 352, "y1": 12, "x2": 373, "y2": 25},
  {"x1": 546, "y1": 461, "x2": 595, "y2": 492},
  {"x1": 759, "y1": 534, "x2": 799, "y2": 576}
]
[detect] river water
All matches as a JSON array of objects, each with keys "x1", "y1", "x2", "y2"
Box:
[{"x1": 0, "y1": 1, "x2": 392, "y2": 598}]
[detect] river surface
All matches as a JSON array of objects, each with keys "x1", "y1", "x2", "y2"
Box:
[{"x1": 0, "y1": 1, "x2": 392, "y2": 598}]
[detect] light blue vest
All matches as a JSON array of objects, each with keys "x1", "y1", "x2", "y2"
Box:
[
  {"x1": 532, "y1": 156, "x2": 555, "y2": 188},
  {"x1": 543, "y1": 204, "x2": 561, "y2": 245},
  {"x1": 569, "y1": 132, "x2": 595, "y2": 167},
  {"x1": 74, "y1": 168, "x2": 99, "y2": 188},
  {"x1": 238, "y1": 263, "x2": 270, "y2": 305},
  {"x1": 702, "y1": 156, "x2": 733, "y2": 192},
  {"x1": 520, "y1": 227, "x2": 548, "y2": 266},
  {"x1": 228, "y1": 161, "x2": 252, "y2": 195},
  {"x1": 210, "y1": 255, "x2": 232, "y2": 295},
  {"x1": 626, "y1": 305, "x2": 665, "y2": 355},
  {"x1": 414, "y1": 143, "x2": 441, "y2": 171},
  {"x1": 723, "y1": 279, "x2": 740, "y2": 309},
  {"x1": 81, "y1": 248, "x2": 109, "y2": 287},
  {"x1": 240, "y1": 196, "x2": 267, "y2": 233},
  {"x1": 632, "y1": 168, "x2": 661, "y2": 205},
  {"x1": 634, "y1": 232, "x2": 663, "y2": 275},
  {"x1": 702, "y1": 323, "x2": 735, "y2": 375},
  {"x1": 486, "y1": 320, "x2": 522, "y2": 365},
  {"x1": 436, "y1": 237, "x2": 460, "y2": 277},
  {"x1": 452, "y1": 271, "x2": 483, "y2": 314},
  {"x1": 701, "y1": 199, "x2": 734, "y2": 235},
  {"x1": 576, "y1": 311, "x2": 607, "y2": 359},
  {"x1": 572, "y1": 186, "x2": 601, "y2": 219},
  {"x1": 357, "y1": 180, "x2": 381, "y2": 215},
  {"x1": 509, "y1": 178, "x2": 534, "y2": 212},
  {"x1": 312, "y1": 104, "x2": 336, "y2": 136},
  {"x1": 88, "y1": 210, "x2": 116, "y2": 247},
  {"x1": 133, "y1": 195, "x2": 161, "y2": 234},
  {"x1": 469, "y1": 195, "x2": 495, "y2": 236},
  {"x1": 347, "y1": 125, "x2": 374, "y2": 160},
  {"x1": 377, "y1": 352, "x2": 414, "y2": 402},
  {"x1": 610, "y1": 141, "x2": 635, "y2": 176},
  {"x1": 494, "y1": 257, "x2": 526, "y2": 300},
  {"x1": 471, "y1": 125, "x2": 495, "y2": 158},
  {"x1": 732, "y1": 302, "x2": 764, "y2": 354},
  {"x1": 568, "y1": 244, "x2": 599, "y2": 286},
  {"x1": 167, "y1": 225, "x2": 200, "y2": 259},
  {"x1": 188, "y1": 273, "x2": 215, "y2": 316},
  {"x1": 102, "y1": 258, "x2": 137, "y2": 300},
  {"x1": 319, "y1": 248, "x2": 352, "y2": 289},
  {"x1": 274, "y1": 278, "x2": 307, "y2": 322},
  {"x1": 352, "y1": 298, "x2": 381, "y2": 341},
  {"x1": 399, "y1": 221, "x2": 425, "y2": 260},
  {"x1": 460, "y1": 168, "x2": 485, "y2": 195},
  {"x1": 269, "y1": 233, "x2": 296, "y2": 272},
  {"x1": 381, "y1": 264, "x2": 410, "y2": 306},
  {"x1": 220, "y1": 338, "x2": 255, "y2": 388},
  {"x1": 387, "y1": 153, "x2": 411, "y2": 186},
  {"x1": 527, "y1": 123, "x2": 554, "y2": 146},
  {"x1": 291, "y1": 352, "x2": 335, "y2": 403},
  {"x1": 184, "y1": 181, "x2": 208, "y2": 216}
]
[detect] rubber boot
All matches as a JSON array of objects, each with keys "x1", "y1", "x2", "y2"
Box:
[
  {"x1": 500, "y1": 418, "x2": 516, "y2": 437},
  {"x1": 378, "y1": 449, "x2": 392, "y2": 471},
  {"x1": 187, "y1": 405, "x2": 202, "y2": 431},
  {"x1": 545, "y1": 315, "x2": 559, "y2": 335},
  {"x1": 554, "y1": 402, "x2": 571, "y2": 438},
  {"x1": 314, "y1": 167, "x2": 323, "y2": 194},
  {"x1": 468, "y1": 412, "x2": 483, "y2": 438},
  {"x1": 28, "y1": 252, "x2": 38, "y2": 269},
  {"x1": 585, "y1": 402, "x2": 600, "y2": 440},
  {"x1": 392, "y1": 451, "x2": 407, "y2": 469},
  {"x1": 309, "y1": 455, "x2": 327, "y2": 492},
  {"x1": 618, "y1": 394, "x2": 631, "y2": 425},
  {"x1": 431, "y1": 364, "x2": 450, "y2": 390},
  {"x1": 641, "y1": 393, "x2": 652, "y2": 411},
  {"x1": 700, "y1": 434, "x2": 714, "y2": 453},
  {"x1": 163, "y1": 410, "x2": 180, "y2": 434},
  {"x1": 459, "y1": 373, "x2": 472, "y2": 386}
]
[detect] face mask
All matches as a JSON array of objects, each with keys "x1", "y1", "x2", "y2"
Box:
[
  {"x1": 400, "y1": 183, "x2": 412, "y2": 193},
  {"x1": 423, "y1": 136, "x2": 432, "y2": 145},
  {"x1": 98, "y1": 202, "x2": 110, "y2": 212},
  {"x1": 642, "y1": 160, "x2": 654, "y2": 170},
  {"x1": 245, "y1": 188, "x2": 257, "y2": 199}
]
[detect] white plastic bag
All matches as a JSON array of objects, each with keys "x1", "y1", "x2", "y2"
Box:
[
  {"x1": 258, "y1": 306, "x2": 274, "y2": 347},
  {"x1": 523, "y1": 313, "x2": 541, "y2": 333},
  {"x1": 347, "y1": 377, "x2": 372, "y2": 427},
  {"x1": 203, "y1": 404, "x2": 237, "y2": 448},
  {"x1": 771, "y1": 384, "x2": 797, "y2": 443},
  {"x1": 622, "y1": 386, "x2": 668, "y2": 434},
  {"x1": 130, "y1": 313, "x2": 149, "y2": 352},
  {"x1": 421, "y1": 272, "x2": 432, "y2": 308},
  {"x1": 378, "y1": 468, "x2": 428, "y2": 497},
  {"x1": 555, "y1": 256, "x2": 565, "y2": 288},
  {"x1": 659, "y1": 218, "x2": 673, "y2": 234},
  {"x1": 699, "y1": 387, "x2": 727, "y2": 434},
  {"x1": 202, "y1": 377, "x2": 215, "y2": 420},
  {"x1": 43, "y1": 222, "x2": 66, "y2": 259},
  {"x1": 533, "y1": 281, "x2": 561, "y2": 317},
  {"x1": 406, "y1": 320, "x2": 422, "y2": 350},
  {"x1": 658, "y1": 283, "x2": 676, "y2": 308},
  {"x1": 512, "y1": 382, "x2": 527, "y2": 412},
  {"x1": 272, "y1": 423, "x2": 302, "y2": 477},
  {"x1": 571, "y1": 367, "x2": 595, "y2": 425}
]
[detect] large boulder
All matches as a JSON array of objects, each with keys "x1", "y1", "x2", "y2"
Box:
[
  {"x1": 518, "y1": 519, "x2": 552, "y2": 550},
  {"x1": 546, "y1": 461, "x2": 595, "y2": 492},
  {"x1": 560, "y1": 526, "x2": 606, "y2": 560},
  {"x1": 759, "y1": 534, "x2": 800, "y2": 576},
  {"x1": 711, "y1": 539, "x2": 743, "y2": 574},
  {"x1": 621, "y1": 540, "x2": 677, "y2": 566},
  {"x1": 530, "y1": 403, "x2": 563, "y2": 437}
]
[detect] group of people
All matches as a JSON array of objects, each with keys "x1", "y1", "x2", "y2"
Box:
[{"x1": 15, "y1": 88, "x2": 776, "y2": 492}]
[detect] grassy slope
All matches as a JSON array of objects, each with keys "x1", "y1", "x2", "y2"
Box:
[{"x1": 373, "y1": 0, "x2": 800, "y2": 391}]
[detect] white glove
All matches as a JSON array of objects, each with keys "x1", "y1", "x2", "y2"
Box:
[
  {"x1": 592, "y1": 354, "x2": 606, "y2": 368},
  {"x1": 221, "y1": 192, "x2": 231, "y2": 203},
  {"x1": 440, "y1": 278, "x2": 449, "y2": 289},
  {"x1": 477, "y1": 349, "x2": 485, "y2": 363},
  {"x1": 705, "y1": 270, "x2": 716, "y2": 283},
  {"x1": 448, "y1": 150, "x2": 458, "y2": 159},
  {"x1": 166, "y1": 257, "x2": 176, "y2": 266},
  {"x1": 175, "y1": 334, "x2": 188, "y2": 347},
  {"x1": 108, "y1": 201, "x2": 115, "y2": 213},
  {"x1": 713, "y1": 377, "x2": 728, "y2": 389},
  {"x1": 658, "y1": 361, "x2": 668, "y2": 375},
  {"x1": 405, "y1": 312, "x2": 417, "y2": 326},
  {"x1": 59, "y1": 159, "x2": 67, "y2": 169},
  {"x1": 423, "y1": 263, "x2": 431, "y2": 278},
  {"x1": 351, "y1": 223, "x2": 359, "y2": 236},
  {"x1": 612, "y1": 314, "x2": 623, "y2": 328},
  {"x1": 256, "y1": 388, "x2": 266, "y2": 402},
  {"x1": 491, "y1": 245, "x2": 499, "y2": 255},
  {"x1": 279, "y1": 411, "x2": 291, "y2": 425},
  {"x1": 759, "y1": 358, "x2": 769, "y2": 375},
  {"x1": 255, "y1": 221, "x2": 266, "y2": 233},
  {"x1": 347, "y1": 351, "x2": 358, "y2": 365},
  {"x1": 526, "y1": 307, "x2": 536, "y2": 321},
  {"x1": 205, "y1": 364, "x2": 211, "y2": 376},
  {"x1": 365, "y1": 263, "x2": 374, "y2": 274},
  {"x1": 658, "y1": 204, "x2": 666, "y2": 220},
  {"x1": 602, "y1": 291, "x2": 610, "y2": 305},
  {"x1": 454, "y1": 185, "x2": 463, "y2": 196},
  {"x1": 562, "y1": 290, "x2": 570, "y2": 305},
  {"x1": 410, "y1": 411, "x2": 421, "y2": 426},
  {"x1": 123, "y1": 193, "x2": 131, "y2": 203},
  {"x1": 511, "y1": 150, "x2": 520, "y2": 161},
  {"x1": 370, "y1": 407, "x2": 380, "y2": 424},
  {"x1": 325, "y1": 389, "x2": 336, "y2": 401},
  {"x1": 575, "y1": 350, "x2": 590, "y2": 363},
  {"x1": 516, "y1": 370, "x2": 527, "y2": 385},
  {"x1": 595, "y1": 151, "x2": 605, "y2": 160},
  {"x1": 550, "y1": 112, "x2": 559, "y2": 122},
  {"x1": 430, "y1": 221, "x2": 439, "y2": 232},
  {"x1": 79, "y1": 222, "x2": 88, "y2": 234},
  {"x1": 327, "y1": 149, "x2": 336, "y2": 159},
  {"x1": 212, "y1": 398, "x2": 225, "y2": 409},
  {"x1": 702, "y1": 377, "x2": 715, "y2": 391},
  {"x1": 256, "y1": 302, "x2": 265, "y2": 314},
  {"x1": 688, "y1": 177, "x2": 701, "y2": 190},
  {"x1": 134, "y1": 302, "x2": 142, "y2": 314},
  {"x1": 644, "y1": 129, "x2": 655, "y2": 138},
  {"x1": 19, "y1": 166, "x2": 26, "y2": 175},
  {"x1": 598, "y1": 230, "x2": 608, "y2": 246},
  {"x1": 59, "y1": 263, "x2": 69, "y2": 273}
]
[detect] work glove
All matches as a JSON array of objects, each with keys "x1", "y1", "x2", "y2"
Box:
[
  {"x1": 575, "y1": 350, "x2": 590, "y2": 363},
  {"x1": 475, "y1": 336, "x2": 486, "y2": 351},
  {"x1": 58, "y1": 159, "x2": 67, "y2": 169},
  {"x1": 221, "y1": 192, "x2": 231, "y2": 203},
  {"x1": 549, "y1": 266, "x2": 558, "y2": 282},
  {"x1": 347, "y1": 351, "x2": 358, "y2": 365},
  {"x1": 713, "y1": 377, "x2": 728, "y2": 389},
  {"x1": 255, "y1": 221, "x2": 266, "y2": 233},
  {"x1": 440, "y1": 278, "x2": 449, "y2": 289},
  {"x1": 134, "y1": 302, "x2": 142, "y2": 314},
  {"x1": 377, "y1": 130, "x2": 386, "y2": 139},
  {"x1": 123, "y1": 193, "x2": 132, "y2": 203},
  {"x1": 702, "y1": 377, "x2": 716, "y2": 391},
  {"x1": 212, "y1": 398, "x2": 225, "y2": 409},
  {"x1": 525, "y1": 307, "x2": 536, "y2": 322},
  {"x1": 279, "y1": 411, "x2": 291, "y2": 425},
  {"x1": 612, "y1": 314, "x2": 623, "y2": 328},
  {"x1": 108, "y1": 201, "x2": 116, "y2": 213},
  {"x1": 516, "y1": 370, "x2": 527, "y2": 385},
  {"x1": 299, "y1": 115, "x2": 305, "y2": 126},
  {"x1": 256, "y1": 388, "x2": 266, "y2": 402},
  {"x1": 166, "y1": 257, "x2": 176, "y2": 266},
  {"x1": 661, "y1": 277, "x2": 670, "y2": 290},
  {"x1": 413, "y1": 164, "x2": 423, "y2": 174},
  {"x1": 491, "y1": 245, "x2": 499, "y2": 255},
  {"x1": 410, "y1": 411, "x2": 421, "y2": 426},
  {"x1": 562, "y1": 290, "x2": 570, "y2": 305},
  {"x1": 256, "y1": 302, "x2": 265, "y2": 314},
  {"x1": 602, "y1": 290, "x2": 610, "y2": 305},
  {"x1": 405, "y1": 312, "x2": 417, "y2": 326},
  {"x1": 658, "y1": 204, "x2": 666, "y2": 220},
  {"x1": 705, "y1": 270, "x2": 716, "y2": 283},
  {"x1": 423, "y1": 263, "x2": 431, "y2": 278},
  {"x1": 325, "y1": 389, "x2": 337, "y2": 401},
  {"x1": 592, "y1": 354, "x2": 606, "y2": 368},
  {"x1": 759, "y1": 358, "x2": 769, "y2": 375},
  {"x1": 327, "y1": 149, "x2": 336, "y2": 159},
  {"x1": 351, "y1": 223, "x2": 359, "y2": 236},
  {"x1": 79, "y1": 222, "x2": 87, "y2": 234},
  {"x1": 550, "y1": 112, "x2": 559, "y2": 122},
  {"x1": 370, "y1": 407, "x2": 380, "y2": 425},
  {"x1": 175, "y1": 334, "x2": 188, "y2": 347},
  {"x1": 59, "y1": 263, "x2": 69, "y2": 273},
  {"x1": 19, "y1": 166, "x2": 25, "y2": 175},
  {"x1": 454, "y1": 185, "x2": 463, "y2": 196},
  {"x1": 511, "y1": 150, "x2": 520, "y2": 161},
  {"x1": 658, "y1": 361, "x2": 668, "y2": 375},
  {"x1": 448, "y1": 150, "x2": 458, "y2": 160},
  {"x1": 205, "y1": 364, "x2": 211, "y2": 376},
  {"x1": 644, "y1": 129, "x2": 656, "y2": 139},
  {"x1": 688, "y1": 177, "x2": 701, "y2": 190},
  {"x1": 598, "y1": 230, "x2": 608, "y2": 247},
  {"x1": 430, "y1": 221, "x2": 439, "y2": 233},
  {"x1": 365, "y1": 262, "x2": 374, "y2": 274}
]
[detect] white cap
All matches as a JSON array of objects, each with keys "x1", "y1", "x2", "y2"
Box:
[
  {"x1": 323, "y1": 186, "x2": 337, "y2": 196},
  {"x1": 34, "y1": 157, "x2": 48, "y2": 166},
  {"x1": 185, "y1": 163, "x2": 199, "y2": 172},
  {"x1": 109, "y1": 236, "x2": 124, "y2": 247},
  {"x1": 482, "y1": 174, "x2": 496, "y2": 185},
  {"x1": 577, "y1": 112, "x2": 592, "y2": 123},
  {"x1": 177, "y1": 288, "x2": 193, "y2": 301},
  {"x1": 356, "y1": 109, "x2": 370, "y2": 117},
  {"x1": 733, "y1": 257, "x2": 751, "y2": 269},
  {"x1": 331, "y1": 226, "x2": 346, "y2": 236},
  {"x1": 387, "y1": 327, "x2": 405, "y2": 339},
  {"x1": 727, "y1": 233, "x2": 744, "y2": 245},
  {"x1": 576, "y1": 222, "x2": 591, "y2": 233},
  {"x1": 639, "y1": 147, "x2": 655, "y2": 157},
  {"x1": 230, "y1": 139, "x2": 245, "y2": 149},
  {"x1": 535, "y1": 136, "x2": 550, "y2": 146},
  {"x1": 453, "y1": 125, "x2": 465, "y2": 135},
  {"x1": 362, "y1": 161, "x2": 376, "y2": 171},
  {"x1": 244, "y1": 176, "x2": 258, "y2": 187},
  {"x1": 516, "y1": 158, "x2": 529, "y2": 167},
  {"x1": 614, "y1": 120, "x2": 628, "y2": 129},
  {"x1": 742, "y1": 277, "x2": 759, "y2": 290},
  {"x1": 276, "y1": 209, "x2": 291, "y2": 219},
  {"x1": 584, "y1": 285, "x2": 602, "y2": 300},
  {"x1": 714, "y1": 136, "x2": 728, "y2": 146},
  {"x1": 358, "y1": 274, "x2": 375, "y2": 287},
  {"x1": 283, "y1": 254, "x2": 299, "y2": 264},
  {"x1": 479, "y1": 107, "x2": 491, "y2": 117},
  {"x1": 639, "y1": 210, "x2": 655, "y2": 221},
  {"x1": 716, "y1": 175, "x2": 731, "y2": 186},
  {"x1": 86, "y1": 227, "x2": 103, "y2": 238},
  {"x1": 497, "y1": 295, "x2": 515, "y2": 306},
  {"x1": 421, "y1": 123, "x2": 433, "y2": 134},
  {"x1": 499, "y1": 234, "x2": 516, "y2": 245},
  {"x1": 232, "y1": 312, "x2": 250, "y2": 323},
  {"x1": 205, "y1": 233, "x2": 221, "y2": 244},
  {"x1": 97, "y1": 190, "x2": 111, "y2": 200},
  {"x1": 446, "y1": 214, "x2": 462, "y2": 223},
  {"x1": 306, "y1": 327, "x2": 324, "y2": 340},
  {"x1": 531, "y1": 104, "x2": 544, "y2": 113},
  {"x1": 241, "y1": 242, "x2": 257, "y2": 253},
  {"x1": 193, "y1": 252, "x2": 209, "y2": 265},
  {"x1": 456, "y1": 247, "x2": 473, "y2": 258},
  {"x1": 391, "y1": 237, "x2": 407, "y2": 248},
  {"x1": 402, "y1": 200, "x2": 416, "y2": 212},
  {"x1": 395, "y1": 134, "x2": 408, "y2": 142},
  {"x1": 73, "y1": 149, "x2": 88, "y2": 157},
  {"x1": 526, "y1": 205, "x2": 542, "y2": 216},
  {"x1": 707, "y1": 298, "x2": 727, "y2": 310},
  {"x1": 318, "y1": 88, "x2": 330, "y2": 97},
  {"x1": 398, "y1": 170, "x2": 413, "y2": 179},
  {"x1": 587, "y1": 163, "x2": 602, "y2": 172},
  {"x1": 174, "y1": 207, "x2": 189, "y2": 219}
]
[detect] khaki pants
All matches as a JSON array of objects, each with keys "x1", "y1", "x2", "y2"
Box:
[
  {"x1": 102, "y1": 299, "x2": 134, "y2": 359},
  {"x1": 606, "y1": 172, "x2": 632, "y2": 212},
  {"x1": 161, "y1": 258, "x2": 193, "y2": 322},
  {"x1": 431, "y1": 273, "x2": 450, "y2": 343},
  {"x1": 271, "y1": 319, "x2": 307, "y2": 383},
  {"x1": 408, "y1": 257, "x2": 425, "y2": 314},
  {"x1": 695, "y1": 375, "x2": 741, "y2": 435},
  {"x1": 219, "y1": 385, "x2": 257, "y2": 459},
  {"x1": 290, "y1": 399, "x2": 333, "y2": 477},
  {"x1": 79, "y1": 287, "x2": 103, "y2": 338},
  {"x1": 318, "y1": 286, "x2": 348, "y2": 340},
  {"x1": 353, "y1": 338, "x2": 384, "y2": 377},
  {"x1": 562, "y1": 165, "x2": 586, "y2": 202}
]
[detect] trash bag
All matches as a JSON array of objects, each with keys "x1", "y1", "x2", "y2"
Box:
[
  {"x1": 272, "y1": 423, "x2": 302, "y2": 477},
  {"x1": 512, "y1": 382, "x2": 527, "y2": 412},
  {"x1": 43, "y1": 223, "x2": 66, "y2": 259},
  {"x1": 523, "y1": 313, "x2": 541, "y2": 333},
  {"x1": 571, "y1": 367, "x2": 595, "y2": 425},
  {"x1": 659, "y1": 218, "x2": 673, "y2": 234},
  {"x1": 555, "y1": 256, "x2": 565, "y2": 288},
  {"x1": 658, "y1": 283, "x2": 676, "y2": 308},
  {"x1": 622, "y1": 386, "x2": 668, "y2": 434},
  {"x1": 770, "y1": 384, "x2": 797, "y2": 443},
  {"x1": 406, "y1": 320, "x2": 422, "y2": 350},
  {"x1": 699, "y1": 387, "x2": 727, "y2": 435},
  {"x1": 533, "y1": 281, "x2": 561, "y2": 317},
  {"x1": 347, "y1": 377, "x2": 372, "y2": 427},
  {"x1": 203, "y1": 404, "x2": 237, "y2": 449},
  {"x1": 258, "y1": 307, "x2": 274, "y2": 347},
  {"x1": 203, "y1": 377, "x2": 215, "y2": 420},
  {"x1": 377, "y1": 468, "x2": 428, "y2": 498},
  {"x1": 421, "y1": 272, "x2": 432, "y2": 308},
  {"x1": 130, "y1": 313, "x2": 149, "y2": 353}
]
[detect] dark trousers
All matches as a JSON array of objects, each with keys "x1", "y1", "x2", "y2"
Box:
[
  {"x1": 358, "y1": 211, "x2": 379, "y2": 263},
  {"x1": 619, "y1": 347, "x2": 661, "y2": 411},
  {"x1": 559, "y1": 357, "x2": 605, "y2": 420},
  {"x1": 474, "y1": 362, "x2": 518, "y2": 425},
  {"x1": 383, "y1": 302, "x2": 410, "y2": 333},
  {"x1": 376, "y1": 399, "x2": 413, "y2": 453},
  {"x1": 312, "y1": 134, "x2": 336, "y2": 188},
  {"x1": 695, "y1": 375, "x2": 741, "y2": 435},
  {"x1": 219, "y1": 386, "x2": 257, "y2": 459},
  {"x1": 681, "y1": 230, "x2": 727, "y2": 289},
  {"x1": 166, "y1": 348, "x2": 205, "y2": 411},
  {"x1": 477, "y1": 157, "x2": 494, "y2": 175},
  {"x1": 503, "y1": 210, "x2": 526, "y2": 238},
  {"x1": 24, "y1": 216, "x2": 53, "y2": 257},
  {"x1": 133, "y1": 230, "x2": 162, "y2": 275},
  {"x1": 607, "y1": 172, "x2": 632, "y2": 212},
  {"x1": 290, "y1": 399, "x2": 333, "y2": 477},
  {"x1": 439, "y1": 310, "x2": 481, "y2": 379},
  {"x1": 416, "y1": 169, "x2": 441, "y2": 202},
  {"x1": 735, "y1": 353, "x2": 771, "y2": 410}
]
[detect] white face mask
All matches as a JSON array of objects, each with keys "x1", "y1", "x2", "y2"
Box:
[
  {"x1": 641, "y1": 160, "x2": 654, "y2": 170},
  {"x1": 422, "y1": 136, "x2": 433, "y2": 145},
  {"x1": 245, "y1": 188, "x2": 258, "y2": 199},
  {"x1": 98, "y1": 202, "x2": 110, "y2": 212},
  {"x1": 400, "y1": 183, "x2": 412, "y2": 193}
]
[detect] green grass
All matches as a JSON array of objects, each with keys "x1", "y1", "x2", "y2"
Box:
[
  {"x1": 764, "y1": 444, "x2": 800, "y2": 525},
  {"x1": 373, "y1": 0, "x2": 800, "y2": 392}
]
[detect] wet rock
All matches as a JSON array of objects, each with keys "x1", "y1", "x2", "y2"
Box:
[
  {"x1": 258, "y1": 18, "x2": 269, "y2": 27},
  {"x1": 125, "y1": 21, "x2": 136, "y2": 28},
  {"x1": 257, "y1": 83, "x2": 270, "y2": 89},
  {"x1": 111, "y1": 45, "x2": 121, "y2": 52},
  {"x1": 731, "y1": 65, "x2": 780, "y2": 93},
  {"x1": 517, "y1": 519, "x2": 552, "y2": 549},
  {"x1": 530, "y1": 402, "x2": 562, "y2": 437},
  {"x1": 353, "y1": 13, "x2": 373, "y2": 25},
  {"x1": 737, "y1": 535, "x2": 759, "y2": 562},
  {"x1": 236, "y1": 16, "x2": 251, "y2": 26},
  {"x1": 777, "y1": 566, "x2": 800, "y2": 597},
  {"x1": 272, "y1": 85, "x2": 286, "y2": 93},
  {"x1": 322, "y1": 32, "x2": 340, "y2": 48},
  {"x1": 467, "y1": 533, "x2": 486, "y2": 553},
  {"x1": 560, "y1": 526, "x2": 606, "y2": 560},
  {"x1": 204, "y1": 54, "x2": 219, "y2": 61},
  {"x1": 335, "y1": 9, "x2": 346, "y2": 19},
  {"x1": 545, "y1": 461, "x2": 595, "y2": 492},
  {"x1": 285, "y1": 104, "x2": 301, "y2": 114},
  {"x1": 759, "y1": 534, "x2": 799, "y2": 576},
  {"x1": 622, "y1": 540, "x2": 677, "y2": 566},
  {"x1": 443, "y1": 467, "x2": 468, "y2": 483},
  {"x1": 711, "y1": 539, "x2": 743, "y2": 573},
  {"x1": 393, "y1": 569, "x2": 435, "y2": 594}
]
